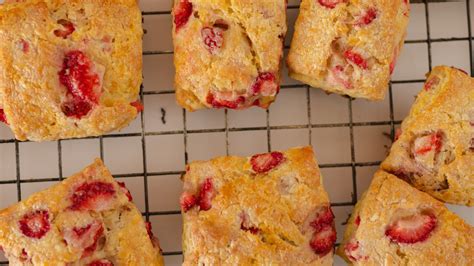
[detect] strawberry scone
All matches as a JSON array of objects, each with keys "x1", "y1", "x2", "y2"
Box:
[
  {"x1": 337, "y1": 170, "x2": 474, "y2": 265},
  {"x1": 381, "y1": 66, "x2": 474, "y2": 206},
  {"x1": 0, "y1": 0, "x2": 143, "y2": 141},
  {"x1": 287, "y1": 0, "x2": 409, "y2": 100},
  {"x1": 172, "y1": 0, "x2": 287, "y2": 111},
  {"x1": 180, "y1": 146, "x2": 336, "y2": 265},
  {"x1": 0, "y1": 159, "x2": 164, "y2": 265}
]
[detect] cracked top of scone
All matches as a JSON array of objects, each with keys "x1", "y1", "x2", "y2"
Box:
[
  {"x1": 381, "y1": 66, "x2": 474, "y2": 206},
  {"x1": 180, "y1": 146, "x2": 336, "y2": 265},
  {"x1": 0, "y1": 159, "x2": 163, "y2": 266},
  {"x1": 172, "y1": 0, "x2": 287, "y2": 111},
  {"x1": 0, "y1": 0, "x2": 143, "y2": 141},
  {"x1": 287, "y1": 0, "x2": 409, "y2": 100},
  {"x1": 337, "y1": 170, "x2": 473, "y2": 265}
]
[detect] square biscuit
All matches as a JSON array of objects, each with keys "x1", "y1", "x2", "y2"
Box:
[
  {"x1": 172, "y1": 0, "x2": 287, "y2": 111},
  {"x1": 0, "y1": 0, "x2": 143, "y2": 141},
  {"x1": 180, "y1": 146, "x2": 336, "y2": 265},
  {"x1": 287, "y1": 0, "x2": 409, "y2": 100}
]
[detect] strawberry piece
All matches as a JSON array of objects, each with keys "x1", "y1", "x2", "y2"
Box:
[
  {"x1": 198, "y1": 178, "x2": 215, "y2": 211},
  {"x1": 344, "y1": 50, "x2": 368, "y2": 69},
  {"x1": 206, "y1": 92, "x2": 246, "y2": 109},
  {"x1": 63, "y1": 220, "x2": 104, "y2": 257},
  {"x1": 355, "y1": 216, "x2": 361, "y2": 226},
  {"x1": 61, "y1": 100, "x2": 93, "y2": 119},
  {"x1": 88, "y1": 260, "x2": 113, "y2": 266},
  {"x1": 18, "y1": 39, "x2": 29, "y2": 53},
  {"x1": 201, "y1": 26, "x2": 225, "y2": 54},
  {"x1": 330, "y1": 65, "x2": 352, "y2": 89},
  {"x1": 117, "y1": 181, "x2": 133, "y2": 202},
  {"x1": 18, "y1": 211, "x2": 49, "y2": 239},
  {"x1": 344, "y1": 239, "x2": 367, "y2": 262},
  {"x1": 413, "y1": 132, "x2": 443, "y2": 155},
  {"x1": 310, "y1": 206, "x2": 335, "y2": 232},
  {"x1": 180, "y1": 191, "x2": 198, "y2": 212},
  {"x1": 181, "y1": 178, "x2": 216, "y2": 212},
  {"x1": 389, "y1": 46, "x2": 400, "y2": 75},
  {"x1": 69, "y1": 181, "x2": 116, "y2": 211},
  {"x1": 310, "y1": 224, "x2": 337, "y2": 256},
  {"x1": 54, "y1": 19, "x2": 75, "y2": 39},
  {"x1": 394, "y1": 128, "x2": 403, "y2": 142},
  {"x1": 145, "y1": 221, "x2": 161, "y2": 249},
  {"x1": 59, "y1": 51, "x2": 100, "y2": 119},
  {"x1": 385, "y1": 212, "x2": 437, "y2": 244},
  {"x1": 240, "y1": 212, "x2": 259, "y2": 234},
  {"x1": 20, "y1": 249, "x2": 29, "y2": 262},
  {"x1": 251, "y1": 72, "x2": 279, "y2": 97},
  {"x1": 18, "y1": 210, "x2": 50, "y2": 239},
  {"x1": 424, "y1": 76, "x2": 440, "y2": 91},
  {"x1": 0, "y1": 109, "x2": 8, "y2": 124},
  {"x1": 130, "y1": 100, "x2": 144, "y2": 112},
  {"x1": 173, "y1": 0, "x2": 193, "y2": 31},
  {"x1": 250, "y1": 151, "x2": 285, "y2": 173},
  {"x1": 355, "y1": 8, "x2": 378, "y2": 26},
  {"x1": 318, "y1": 0, "x2": 345, "y2": 9}
]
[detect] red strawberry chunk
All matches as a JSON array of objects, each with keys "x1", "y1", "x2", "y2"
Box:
[
  {"x1": 310, "y1": 224, "x2": 337, "y2": 256},
  {"x1": 88, "y1": 260, "x2": 114, "y2": 266},
  {"x1": 180, "y1": 191, "x2": 198, "y2": 212},
  {"x1": 0, "y1": 109, "x2": 8, "y2": 124},
  {"x1": 330, "y1": 65, "x2": 352, "y2": 89},
  {"x1": 69, "y1": 181, "x2": 116, "y2": 211},
  {"x1": 251, "y1": 72, "x2": 279, "y2": 97},
  {"x1": 344, "y1": 239, "x2": 367, "y2": 262},
  {"x1": 61, "y1": 100, "x2": 93, "y2": 119},
  {"x1": 130, "y1": 100, "x2": 144, "y2": 112},
  {"x1": 250, "y1": 151, "x2": 285, "y2": 173},
  {"x1": 240, "y1": 212, "x2": 259, "y2": 234},
  {"x1": 355, "y1": 8, "x2": 378, "y2": 26},
  {"x1": 199, "y1": 178, "x2": 215, "y2": 211},
  {"x1": 385, "y1": 212, "x2": 437, "y2": 244},
  {"x1": 318, "y1": 0, "x2": 345, "y2": 9},
  {"x1": 206, "y1": 92, "x2": 246, "y2": 109},
  {"x1": 201, "y1": 26, "x2": 225, "y2": 54},
  {"x1": 54, "y1": 19, "x2": 75, "y2": 39},
  {"x1": 390, "y1": 46, "x2": 400, "y2": 74},
  {"x1": 310, "y1": 206, "x2": 335, "y2": 232},
  {"x1": 413, "y1": 132, "x2": 443, "y2": 155},
  {"x1": 174, "y1": 0, "x2": 193, "y2": 31},
  {"x1": 145, "y1": 222, "x2": 161, "y2": 249},
  {"x1": 117, "y1": 181, "x2": 133, "y2": 202},
  {"x1": 18, "y1": 39, "x2": 29, "y2": 53},
  {"x1": 355, "y1": 216, "x2": 361, "y2": 226},
  {"x1": 20, "y1": 249, "x2": 29, "y2": 262},
  {"x1": 394, "y1": 128, "x2": 403, "y2": 142},
  {"x1": 424, "y1": 76, "x2": 440, "y2": 91},
  {"x1": 181, "y1": 178, "x2": 216, "y2": 212},
  {"x1": 18, "y1": 210, "x2": 51, "y2": 239},
  {"x1": 63, "y1": 220, "x2": 104, "y2": 257},
  {"x1": 59, "y1": 51, "x2": 100, "y2": 119},
  {"x1": 344, "y1": 50, "x2": 368, "y2": 69}
]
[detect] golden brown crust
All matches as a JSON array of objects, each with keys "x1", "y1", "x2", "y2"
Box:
[
  {"x1": 0, "y1": 159, "x2": 164, "y2": 265},
  {"x1": 337, "y1": 170, "x2": 474, "y2": 265},
  {"x1": 172, "y1": 0, "x2": 287, "y2": 111},
  {"x1": 381, "y1": 66, "x2": 474, "y2": 206},
  {"x1": 0, "y1": 0, "x2": 143, "y2": 141},
  {"x1": 287, "y1": 0, "x2": 409, "y2": 100},
  {"x1": 181, "y1": 146, "x2": 334, "y2": 265}
]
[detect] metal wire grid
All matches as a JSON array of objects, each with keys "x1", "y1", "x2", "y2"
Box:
[{"x1": 0, "y1": 0, "x2": 473, "y2": 264}]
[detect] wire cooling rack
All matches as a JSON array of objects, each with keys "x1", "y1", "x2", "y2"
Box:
[{"x1": 0, "y1": 0, "x2": 473, "y2": 265}]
